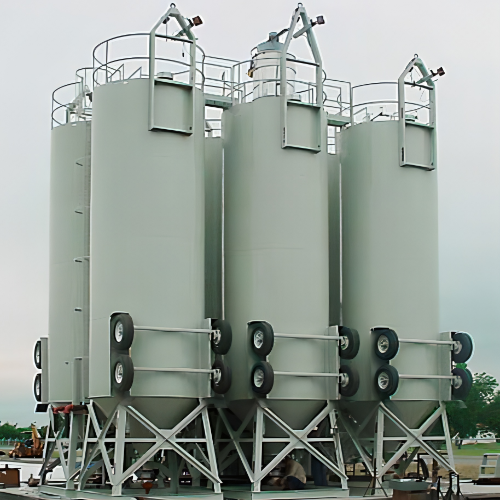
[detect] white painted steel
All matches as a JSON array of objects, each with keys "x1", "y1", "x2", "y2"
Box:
[
  {"x1": 48, "y1": 121, "x2": 91, "y2": 404},
  {"x1": 204, "y1": 137, "x2": 223, "y2": 319},
  {"x1": 89, "y1": 78, "x2": 207, "y2": 404},
  {"x1": 223, "y1": 95, "x2": 334, "y2": 426},
  {"x1": 339, "y1": 119, "x2": 443, "y2": 421},
  {"x1": 328, "y1": 153, "x2": 341, "y2": 326}
]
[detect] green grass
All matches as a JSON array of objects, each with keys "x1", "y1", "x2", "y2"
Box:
[{"x1": 452, "y1": 442, "x2": 500, "y2": 456}]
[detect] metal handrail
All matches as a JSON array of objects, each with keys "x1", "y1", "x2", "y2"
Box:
[
  {"x1": 92, "y1": 55, "x2": 204, "y2": 86},
  {"x1": 51, "y1": 80, "x2": 92, "y2": 129},
  {"x1": 92, "y1": 32, "x2": 207, "y2": 87},
  {"x1": 350, "y1": 80, "x2": 432, "y2": 126}
]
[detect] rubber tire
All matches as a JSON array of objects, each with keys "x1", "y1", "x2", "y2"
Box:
[
  {"x1": 110, "y1": 314, "x2": 134, "y2": 351},
  {"x1": 373, "y1": 328, "x2": 399, "y2": 360},
  {"x1": 211, "y1": 319, "x2": 232, "y2": 355},
  {"x1": 375, "y1": 364, "x2": 399, "y2": 397},
  {"x1": 452, "y1": 332, "x2": 473, "y2": 364},
  {"x1": 250, "y1": 322, "x2": 274, "y2": 357},
  {"x1": 34, "y1": 373, "x2": 42, "y2": 402},
  {"x1": 452, "y1": 367, "x2": 473, "y2": 400},
  {"x1": 339, "y1": 364, "x2": 360, "y2": 397},
  {"x1": 251, "y1": 361, "x2": 274, "y2": 395},
  {"x1": 211, "y1": 359, "x2": 232, "y2": 394},
  {"x1": 34, "y1": 340, "x2": 42, "y2": 369},
  {"x1": 339, "y1": 327, "x2": 360, "y2": 359},
  {"x1": 112, "y1": 355, "x2": 134, "y2": 392}
]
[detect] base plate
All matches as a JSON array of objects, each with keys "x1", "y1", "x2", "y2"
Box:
[
  {"x1": 38, "y1": 485, "x2": 223, "y2": 500},
  {"x1": 222, "y1": 485, "x2": 349, "y2": 500}
]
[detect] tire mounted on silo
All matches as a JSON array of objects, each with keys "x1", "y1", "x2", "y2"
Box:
[
  {"x1": 251, "y1": 361, "x2": 274, "y2": 394},
  {"x1": 211, "y1": 358, "x2": 232, "y2": 394},
  {"x1": 373, "y1": 328, "x2": 399, "y2": 360},
  {"x1": 34, "y1": 340, "x2": 42, "y2": 369},
  {"x1": 339, "y1": 364, "x2": 360, "y2": 397},
  {"x1": 33, "y1": 373, "x2": 42, "y2": 402},
  {"x1": 339, "y1": 327, "x2": 360, "y2": 359},
  {"x1": 211, "y1": 319, "x2": 232, "y2": 355},
  {"x1": 110, "y1": 314, "x2": 134, "y2": 351},
  {"x1": 250, "y1": 322, "x2": 274, "y2": 357},
  {"x1": 452, "y1": 367, "x2": 473, "y2": 400},
  {"x1": 375, "y1": 364, "x2": 399, "y2": 397},
  {"x1": 452, "y1": 332, "x2": 473, "y2": 364},
  {"x1": 112, "y1": 354, "x2": 134, "y2": 392}
]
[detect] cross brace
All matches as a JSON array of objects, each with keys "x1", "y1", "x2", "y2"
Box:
[{"x1": 217, "y1": 400, "x2": 348, "y2": 492}]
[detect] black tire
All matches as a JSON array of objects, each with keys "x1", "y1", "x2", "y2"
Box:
[
  {"x1": 339, "y1": 364, "x2": 360, "y2": 397},
  {"x1": 112, "y1": 355, "x2": 134, "y2": 392},
  {"x1": 250, "y1": 322, "x2": 274, "y2": 357},
  {"x1": 34, "y1": 373, "x2": 42, "y2": 402},
  {"x1": 452, "y1": 332, "x2": 473, "y2": 364},
  {"x1": 339, "y1": 327, "x2": 360, "y2": 360},
  {"x1": 452, "y1": 368, "x2": 472, "y2": 400},
  {"x1": 373, "y1": 328, "x2": 399, "y2": 360},
  {"x1": 211, "y1": 359, "x2": 232, "y2": 394},
  {"x1": 251, "y1": 361, "x2": 274, "y2": 395},
  {"x1": 211, "y1": 319, "x2": 232, "y2": 355},
  {"x1": 110, "y1": 314, "x2": 134, "y2": 351},
  {"x1": 34, "y1": 340, "x2": 42, "y2": 369},
  {"x1": 375, "y1": 364, "x2": 399, "y2": 397}
]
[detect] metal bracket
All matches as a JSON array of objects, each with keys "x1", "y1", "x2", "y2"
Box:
[
  {"x1": 398, "y1": 55, "x2": 437, "y2": 170},
  {"x1": 280, "y1": 5, "x2": 323, "y2": 153},
  {"x1": 148, "y1": 5, "x2": 197, "y2": 134}
]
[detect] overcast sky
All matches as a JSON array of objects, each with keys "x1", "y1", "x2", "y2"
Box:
[{"x1": 0, "y1": 0, "x2": 499, "y2": 425}]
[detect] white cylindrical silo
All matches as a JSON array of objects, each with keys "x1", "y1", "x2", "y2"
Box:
[
  {"x1": 223, "y1": 95, "x2": 331, "y2": 425},
  {"x1": 48, "y1": 120, "x2": 91, "y2": 405},
  {"x1": 340, "y1": 119, "x2": 439, "y2": 410},
  {"x1": 332, "y1": 60, "x2": 472, "y2": 479},
  {"x1": 88, "y1": 77, "x2": 207, "y2": 426},
  {"x1": 219, "y1": 10, "x2": 356, "y2": 491}
]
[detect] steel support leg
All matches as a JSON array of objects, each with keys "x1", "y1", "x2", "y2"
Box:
[
  {"x1": 111, "y1": 407, "x2": 127, "y2": 496},
  {"x1": 441, "y1": 403, "x2": 455, "y2": 470},
  {"x1": 252, "y1": 406, "x2": 264, "y2": 492}
]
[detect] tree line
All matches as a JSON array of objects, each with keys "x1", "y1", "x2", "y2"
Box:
[{"x1": 0, "y1": 423, "x2": 46, "y2": 441}]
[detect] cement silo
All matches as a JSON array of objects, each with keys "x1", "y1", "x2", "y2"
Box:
[
  {"x1": 218, "y1": 5, "x2": 359, "y2": 495},
  {"x1": 32, "y1": 4, "x2": 478, "y2": 498},
  {"x1": 32, "y1": 69, "x2": 93, "y2": 492},
  {"x1": 337, "y1": 56, "x2": 473, "y2": 482},
  {"x1": 33, "y1": 70, "x2": 93, "y2": 410},
  {"x1": 38, "y1": 6, "x2": 229, "y2": 498}
]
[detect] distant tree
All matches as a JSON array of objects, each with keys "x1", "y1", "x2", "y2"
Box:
[
  {"x1": 483, "y1": 392, "x2": 500, "y2": 436},
  {"x1": 447, "y1": 372, "x2": 499, "y2": 438},
  {"x1": 0, "y1": 423, "x2": 44, "y2": 441},
  {"x1": 0, "y1": 423, "x2": 24, "y2": 441}
]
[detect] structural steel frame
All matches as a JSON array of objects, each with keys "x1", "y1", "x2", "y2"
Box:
[
  {"x1": 341, "y1": 402, "x2": 455, "y2": 481},
  {"x1": 280, "y1": 4, "x2": 323, "y2": 153},
  {"x1": 148, "y1": 4, "x2": 197, "y2": 134},
  {"x1": 398, "y1": 55, "x2": 437, "y2": 170},
  {"x1": 39, "y1": 399, "x2": 221, "y2": 497},
  {"x1": 216, "y1": 400, "x2": 348, "y2": 492}
]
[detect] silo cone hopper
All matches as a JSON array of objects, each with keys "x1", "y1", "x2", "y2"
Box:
[
  {"x1": 37, "y1": 5, "x2": 232, "y2": 499},
  {"x1": 335, "y1": 55, "x2": 474, "y2": 488},
  {"x1": 213, "y1": 5, "x2": 360, "y2": 497}
]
